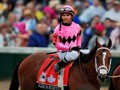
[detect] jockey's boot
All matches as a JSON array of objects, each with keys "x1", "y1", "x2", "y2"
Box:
[{"x1": 54, "y1": 60, "x2": 67, "y2": 74}]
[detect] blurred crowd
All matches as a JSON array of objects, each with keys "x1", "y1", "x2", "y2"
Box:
[{"x1": 0, "y1": 0, "x2": 120, "y2": 50}]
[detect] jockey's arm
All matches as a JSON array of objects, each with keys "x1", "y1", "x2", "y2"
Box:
[
  {"x1": 56, "y1": 42, "x2": 69, "y2": 51},
  {"x1": 51, "y1": 33, "x2": 69, "y2": 51}
]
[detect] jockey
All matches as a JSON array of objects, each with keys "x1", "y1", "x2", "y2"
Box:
[{"x1": 51, "y1": 5, "x2": 82, "y2": 73}]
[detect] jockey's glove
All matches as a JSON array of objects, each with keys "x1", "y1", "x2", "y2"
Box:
[{"x1": 69, "y1": 46, "x2": 80, "y2": 51}]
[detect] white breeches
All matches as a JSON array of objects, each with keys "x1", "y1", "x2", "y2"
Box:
[
  {"x1": 57, "y1": 49, "x2": 90, "y2": 62},
  {"x1": 58, "y1": 51, "x2": 80, "y2": 62}
]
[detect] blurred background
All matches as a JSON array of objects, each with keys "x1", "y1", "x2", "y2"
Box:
[{"x1": 0, "y1": 0, "x2": 120, "y2": 90}]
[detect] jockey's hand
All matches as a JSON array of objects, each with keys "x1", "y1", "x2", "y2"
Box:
[
  {"x1": 51, "y1": 33, "x2": 60, "y2": 45},
  {"x1": 70, "y1": 46, "x2": 80, "y2": 51}
]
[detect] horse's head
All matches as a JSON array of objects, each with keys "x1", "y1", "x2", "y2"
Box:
[{"x1": 95, "y1": 38, "x2": 112, "y2": 82}]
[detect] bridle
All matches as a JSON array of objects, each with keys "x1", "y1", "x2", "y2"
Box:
[{"x1": 95, "y1": 47, "x2": 112, "y2": 74}]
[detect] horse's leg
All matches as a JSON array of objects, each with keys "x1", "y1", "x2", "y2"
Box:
[
  {"x1": 18, "y1": 53, "x2": 47, "y2": 90},
  {"x1": 19, "y1": 78, "x2": 36, "y2": 90},
  {"x1": 19, "y1": 62, "x2": 37, "y2": 90}
]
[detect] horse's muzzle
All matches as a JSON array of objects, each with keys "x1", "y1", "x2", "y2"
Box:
[{"x1": 98, "y1": 68, "x2": 108, "y2": 80}]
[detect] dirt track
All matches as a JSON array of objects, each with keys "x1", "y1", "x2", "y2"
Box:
[{"x1": 0, "y1": 80, "x2": 108, "y2": 90}]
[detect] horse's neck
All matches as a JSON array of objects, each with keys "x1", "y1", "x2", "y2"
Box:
[
  {"x1": 83, "y1": 46, "x2": 98, "y2": 77},
  {"x1": 83, "y1": 56, "x2": 96, "y2": 76},
  {"x1": 69, "y1": 58, "x2": 100, "y2": 89},
  {"x1": 81, "y1": 56, "x2": 100, "y2": 89}
]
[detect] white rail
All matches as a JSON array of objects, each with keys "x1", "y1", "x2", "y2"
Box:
[{"x1": 0, "y1": 47, "x2": 119, "y2": 57}]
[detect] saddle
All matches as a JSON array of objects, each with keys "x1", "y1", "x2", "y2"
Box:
[
  {"x1": 36, "y1": 54, "x2": 73, "y2": 89},
  {"x1": 36, "y1": 50, "x2": 90, "y2": 89}
]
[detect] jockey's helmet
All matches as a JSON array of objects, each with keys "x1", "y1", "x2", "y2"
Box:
[{"x1": 60, "y1": 5, "x2": 75, "y2": 16}]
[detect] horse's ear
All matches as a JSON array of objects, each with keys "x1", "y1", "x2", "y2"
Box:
[
  {"x1": 107, "y1": 39, "x2": 112, "y2": 48},
  {"x1": 96, "y1": 38, "x2": 102, "y2": 48}
]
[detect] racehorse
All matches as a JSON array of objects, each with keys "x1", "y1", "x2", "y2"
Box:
[
  {"x1": 109, "y1": 63, "x2": 120, "y2": 90},
  {"x1": 9, "y1": 38, "x2": 112, "y2": 90}
]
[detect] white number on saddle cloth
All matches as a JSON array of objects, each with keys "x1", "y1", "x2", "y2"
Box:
[
  {"x1": 39, "y1": 72, "x2": 46, "y2": 82},
  {"x1": 47, "y1": 74, "x2": 56, "y2": 83}
]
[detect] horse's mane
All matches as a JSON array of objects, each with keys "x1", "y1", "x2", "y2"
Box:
[
  {"x1": 85, "y1": 46, "x2": 98, "y2": 62},
  {"x1": 76, "y1": 44, "x2": 108, "y2": 63},
  {"x1": 76, "y1": 46, "x2": 98, "y2": 64},
  {"x1": 102, "y1": 44, "x2": 107, "y2": 47}
]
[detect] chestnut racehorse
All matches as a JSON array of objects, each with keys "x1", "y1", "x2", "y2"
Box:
[
  {"x1": 109, "y1": 63, "x2": 120, "y2": 90},
  {"x1": 9, "y1": 39, "x2": 112, "y2": 90}
]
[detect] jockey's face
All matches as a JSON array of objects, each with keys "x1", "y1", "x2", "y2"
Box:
[{"x1": 61, "y1": 13, "x2": 73, "y2": 24}]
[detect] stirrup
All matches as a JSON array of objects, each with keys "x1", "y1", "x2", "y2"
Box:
[{"x1": 54, "y1": 63, "x2": 62, "y2": 74}]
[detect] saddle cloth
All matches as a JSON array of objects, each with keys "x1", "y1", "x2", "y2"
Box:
[{"x1": 36, "y1": 54, "x2": 72, "y2": 89}]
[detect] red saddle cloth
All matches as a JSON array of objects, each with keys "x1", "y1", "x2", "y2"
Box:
[{"x1": 36, "y1": 54, "x2": 72, "y2": 87}]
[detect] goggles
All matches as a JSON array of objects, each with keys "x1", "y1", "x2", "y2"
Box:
[{"x1": 60, "y1": 7, "x2": 73, "y2": 12}]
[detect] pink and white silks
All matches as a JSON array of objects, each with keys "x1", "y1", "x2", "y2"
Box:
[{"x1": 53, "y1": 22, "x2": 82, "y2": 62}]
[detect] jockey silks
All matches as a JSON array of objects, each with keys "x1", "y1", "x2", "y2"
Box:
[{"x1": 53, "y1": 22, "x2": 81, "y2": 52}]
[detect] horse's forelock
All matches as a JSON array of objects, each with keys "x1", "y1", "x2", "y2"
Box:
[
  {"x1": 89, "y1": 46, "x2": 98, "y2": 55},
  {"x1": 102, "y1": 44, "x2": 107, "y2": 47}
]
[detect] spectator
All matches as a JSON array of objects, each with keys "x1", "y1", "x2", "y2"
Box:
[
  {"x1": 0, "y1": 0, "x2": 8, "y2": 14},
  {"x1": 26, "y1": 1, "x2": 36, "y2": 14},
  {"x1": 7, "y1": 12, "x2": 17, "y2": 29},
  {"x1": 88, "y1": 23, "x2": 108, "y2": 49},
  {"x1": 80, "y1": 0, "x2": 90, "y2": 13},
  {"x1": 49, "y1": 18, "x2": 59, "y2": 35},
  {"x1": 110, "y1": 22, "x2": 120, "y2": 49},
  {"x1": 13, "y1": 22, "x2": 29, "y2": 47},
  {"x1": 82, "y1": 15, "x2": 100, "y2": 48},
  {"x1": 102, "y1": 0, "x2": 120, "y2": 22},
  {"x1": 28, "y1": 22, "x2": 48, "y2": 47},
  {"x1": 0, "y1": 27, "x2": 4, "y2": 47},
  {"x1": 65, "y1": 0, "x2": 74, "y2": 6},
  {"x1": 73, "y1": 6, "x2": 81, "y2": 24},
  {"x1": 103, "y1": 18, "x2": 114, "y2": 38},
  {"x1": 48, "y1": 19, "x2": 59, "y2": 48},
  {"x1": 0, "y1": 24, "x2": 9, "y2": 46},
  {"x1": 106, "y1": 1, "x2": 114, "y2": 10},
  {"x1": 0, "y1": 12, "x2": 6, "y2": 24},
  {"x1": 35, "y1": 4, "x2": 44, "y2": 21},
  {"x1": 4, "y1": 12, "x2": 18, "y2": 47},
  {"x1": 43, "y1": 6, "x2": 57, "y2": 26},
  {"x1": 79, "y1": 0, "x2": 106, "y2": 23},
  {"x1": 13, "y1": 0, "x2": 24, "y2": 21},
  {"x1": 22, "y1": 8, "x2": 37, "y2": 35},
  {"x1": 49, "y1": 0, "x2": 60, "y2": 8},
  {"x1": 2, "y1": 1, "x2": 15, "y2": 19}
]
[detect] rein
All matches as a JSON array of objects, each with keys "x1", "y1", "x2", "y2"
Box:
[
  {"x1": 107, "y1": 75, "x2": 120, "y2": 78},
  {"x1": 78, "y1": 51, "x2": 89, "y2": 80}
]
